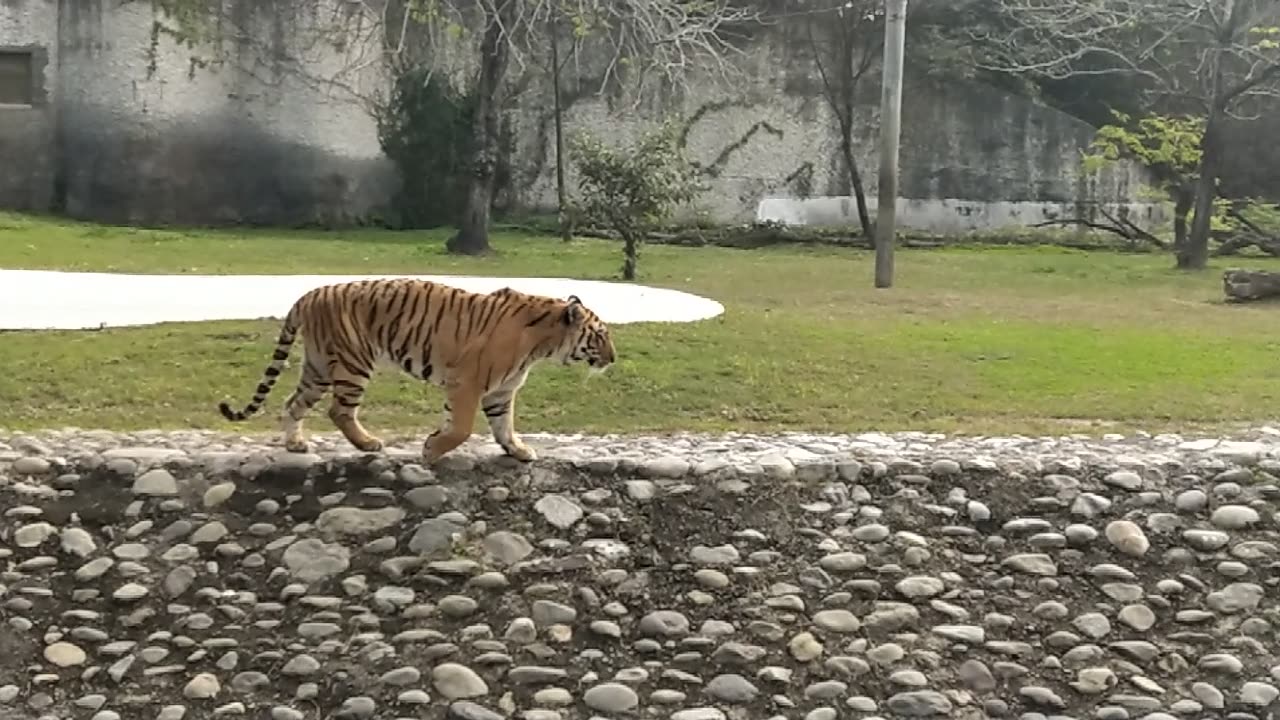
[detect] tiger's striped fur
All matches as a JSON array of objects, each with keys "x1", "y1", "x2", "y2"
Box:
[{"x1": 217, "y1": 278, "x2": 616, "y2": 462}]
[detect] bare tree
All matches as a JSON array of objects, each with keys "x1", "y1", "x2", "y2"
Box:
[
  {"x1": 973, "y1": 0, "x2": 1280, "y2": 270},
  {"x1": 802, "y1": 2, "x2": 883, "y2": 238},
  {"x1": 142, "y1": 0, "x2": 760, "y2": 254}
]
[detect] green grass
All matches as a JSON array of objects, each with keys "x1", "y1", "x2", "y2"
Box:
[{"x1": 3, "y1": 210, "x2": 1280, "y2": 437}]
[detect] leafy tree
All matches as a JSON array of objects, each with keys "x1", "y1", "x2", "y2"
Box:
[
  {"x1": 974, "y1": 0, "x2": 1280, "y2": 270},
  {"x1": 1081, "y1": 112, "x2": 1205, "y2": 259},
  {"x1": 569, "y1": 120, "x2": 705, "y2": 280}
]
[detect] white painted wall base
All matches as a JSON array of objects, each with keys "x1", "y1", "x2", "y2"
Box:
[{"x1": 756, "y1": 196, "x2": 1172, "y2": 235}]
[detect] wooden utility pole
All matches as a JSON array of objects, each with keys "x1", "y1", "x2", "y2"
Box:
[
  {"x1": 874, "y1": 0, "x2": 908, "y2": 288},
  {"x1": 550, "y1": 14, "x2": 571, "y2": 242}
]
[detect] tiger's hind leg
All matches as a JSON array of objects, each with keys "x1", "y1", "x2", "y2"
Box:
[
  {"x1": 327, "y1": 363, "x2": 384, "y2": 453},
  {"x1": 280, "y1": 358, "x2": 331, "y2": 453},
  {"x1": 423, "y1": 384, "x2": 480, "y2": 463},
  {"x1": 482, "y1": 388, "x2": 536, "y2": 462}
]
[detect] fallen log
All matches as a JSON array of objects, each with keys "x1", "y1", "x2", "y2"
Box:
[{"x1": 1222, "y1": 268, "x2": 1280, "y2": 302}]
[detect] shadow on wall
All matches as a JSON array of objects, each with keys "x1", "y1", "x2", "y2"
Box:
[{"x1": 55, "y1": 110, "x2": 399, "y2": 227}]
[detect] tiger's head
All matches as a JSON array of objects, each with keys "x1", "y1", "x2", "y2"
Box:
[{"x1": 558, "y1": 295, "x2": 615, "y2": 372}]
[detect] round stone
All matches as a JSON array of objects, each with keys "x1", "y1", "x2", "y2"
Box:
[
  {"x1": 432, "y1": 663, "x2": 488, "y2": 699},
  {"x1": 582, "y1": 683, "x2": 639, "y2": 713},
  {"x1": 694, "y1": 569, "x2": 730, "y2": 589},
  {"x1": 15, "y1": 522, "x2": 56, "y2": 548},
  {"x1": 482, "y1": 531, "x2": 533, "y2": 565},
  {"x1": 315, "y1": 507, "x2": 406, "y2": 536},
  {"x1": 813, "y1": 609, "x2": 860, "y2": 633},
  {"x1": 1175, "y1": 489, "x2": 1208, "y2": 512},
  {"x1": 439, "y1": 595, "x2": 479, "y2": 618},
  {"x1": 203, "y1": 482, "x2": 237, "y2": 507},
  {"x1": 789, "y1": 632, "x2": 823, "y2": 661},
  {"x1": 1240, "y1": 681, "x2": 1280, "y2": 706},
  {"x1": 44, "y1": 642, "x2": 87, "y2": 667},
  {"x1": 112, "y1": 583, "x2": 149, "y2": 601},
  {"x1": 132, "y1": 469, "x2": 178, "y2": 496},
  {"x1": 281, "y1": 655, "x2": 321, "y2": 676},
  {"x1": 1118, "y1": 604, "x2": 1156, "y2": 631},
  {"x1": 638, "y1": 611, "x2": 690, "y2": 637},
  {"x1": 1073, "y1": 613, "x2": 1111, "y2": 639},
  {"x1": 1104, "y1": 520, "x2": 1149, "y2": 557},
  {"x1": 282, "y1": 539, "x2": 350, "y2": 583},
  {"x1": 887, "y1": 690, "x2": 953, "y2": 715},
  {"x1": 1207, "y1": 582, "x2": 1264, "y2": 614},
  {"x1": 112, "y1": 543, "x2": 150, "y2": 560},
  {"x1": 1211, "y1": 505, "x2": 1260, "y2": 529},
  {"x1": 533, "y1": 687, "x2": 573, "y2": 707},
  {"x1": 534, "y1": 494, "x2": 583, "y2": 529},
  {"x1": 819, "y1": 552, "x2": 867, "y2": 572},
  {"x1": 1183, "y1": 529, "x2": 1230, "y2": 551},
  {"x1": 895, "y1": 576, "x2": 944, "y2": 598},
  {"x1": 59, "y1": 528, "x2": 97, "y2": 557},
  {"x1": 183, "y1": 673, "x2": 221, "y2": 699},
  {"x1": 1002, "y1": 554, "x2": 1057, "y2": 575},
  {"x1": 671, "y1": 710, "x2": 727, "y2": 720},
  {"x1": 379, "y1": 667, "x2": 421, "y2": 686},
  {"x1": 1103, "y1": 470, "x2": 1142, "y2": 491},
  {"x1": 705, "y1": 674, "x2": 759, "y2": 703}
]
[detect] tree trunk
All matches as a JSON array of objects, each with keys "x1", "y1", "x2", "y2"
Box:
[
  {"x1": 622, "y1": 232, "x2": 638, "y2": 280},
  {"x1": 447, "y1": 0, "x2": 516, "y2": 256},
  {"x1": 1172, "y1": 186, "x2": 1193, "y2": 263},
  {"x1": 1181, "y1": 0, "x2": 1232, "y2": 271},
  {"x1": 1222, "y1": 268, "x2": 1280, "y2": 302},
  {"x1": 835, "y1": 35, "x2": 872, "y2": 238},
  {"x1": 550, "y1": 15, "x2": 571, "y2": 242},
  {"x1": 839, "y1": 124, "x2": 873, "y2": 238},
  {"x1": 1182, "y1": 113, "x2": 1223, "y2": 270}
]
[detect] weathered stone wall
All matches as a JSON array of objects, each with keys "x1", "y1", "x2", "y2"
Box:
[
  {"x1": 0, "y1": 0, "x2": 56, "y2": 212},
  {"x1": 1222, "y1": 116, "x2": 1280, "y2": 202},
  {"x1": 1, "y1": 428, "x2": 1279, "y2": 718},
  {"x1": 0, "y1": 0, "x2": 1159, "y2": 231},
  {"x1": 0, "y1": 0, "x2": 397, "y2": 226},
  {"x1": 506, "y1": 27, "x2": 1164, "y2": 231}
]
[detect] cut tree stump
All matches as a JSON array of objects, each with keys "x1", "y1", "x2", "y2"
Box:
[{"x1": 1222, "y1": 268, "x2": 1280, "y2": 302}]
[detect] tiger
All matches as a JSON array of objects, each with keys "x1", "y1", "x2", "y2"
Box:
[{"x1": 216, "y1": 278, "x2": 616, "y2": 463}]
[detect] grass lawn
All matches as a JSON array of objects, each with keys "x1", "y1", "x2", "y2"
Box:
[{"x1": 3, "y1": 210, "x2": 1280, "y2": 438}]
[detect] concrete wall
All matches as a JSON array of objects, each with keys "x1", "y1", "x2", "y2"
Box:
[
  {"x1": 0, "y1": 0, "x2": 1159, "y2": 231},
  {"x1": 505, "y1": 24, "x2": 1165, "y2": 233},
  {"x1": 0, "y1": 0, "x2": 397, "y2": 226},
  {"x1": 0, "y1": 0, "x2": 56, "y2": 212}
]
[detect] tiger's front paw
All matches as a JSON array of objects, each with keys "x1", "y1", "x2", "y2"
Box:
[
  {"x1": 422, "y1": 434, "x2": 445, "y2": 464},
  {"x1": 504, "y1": 441, "x2": 537, "y2": 463}
]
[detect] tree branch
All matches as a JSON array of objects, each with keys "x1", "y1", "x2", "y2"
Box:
[{"x1": 1220, "y1": 61, "x2": 1280, "y2": 105}]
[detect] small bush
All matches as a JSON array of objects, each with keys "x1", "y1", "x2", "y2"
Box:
[{"x1": 569, "y1": 119, "x2": 705, "y2": 279}]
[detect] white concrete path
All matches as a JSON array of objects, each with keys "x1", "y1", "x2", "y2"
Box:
[{"x1": 0, "y1": 269, "x2": 724, "y2": 331}]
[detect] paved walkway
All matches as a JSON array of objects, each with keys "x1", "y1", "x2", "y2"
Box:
[{"x1": 0, "y1": 269, "x2": 725, "y2": 330}]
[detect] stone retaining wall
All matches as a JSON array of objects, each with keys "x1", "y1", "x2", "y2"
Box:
[{"x1": 1, "y1": 429, "x2": 1279, "y2": 719}]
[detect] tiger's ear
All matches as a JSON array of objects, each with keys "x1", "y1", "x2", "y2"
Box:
[{"x1": 563, "y1": 296, "x2": 583, "y2": 325}]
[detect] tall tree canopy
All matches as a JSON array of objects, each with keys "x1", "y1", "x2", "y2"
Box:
[{"x1": 971, "y1": 0, "x2": 1280, "y2": 269}]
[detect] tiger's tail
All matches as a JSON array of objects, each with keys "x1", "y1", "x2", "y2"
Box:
[{"x1": 218, "y1": 303, "x2": 302, "y2": 422}]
